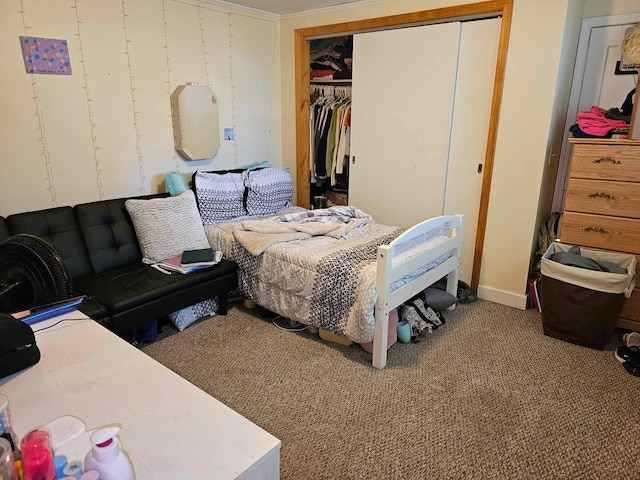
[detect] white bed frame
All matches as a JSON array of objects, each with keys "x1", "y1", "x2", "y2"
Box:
[{"x1": 372, "y1": 214, "x2": 464, "y2": 369}]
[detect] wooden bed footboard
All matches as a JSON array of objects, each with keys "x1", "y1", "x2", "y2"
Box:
[{"x1": 372, "y1": 214, "x2": 464, "y2": 369}]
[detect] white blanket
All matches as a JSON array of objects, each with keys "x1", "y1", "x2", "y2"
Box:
[{"x1": 233, "y1": 206, "x2": 372, "y2": 255}]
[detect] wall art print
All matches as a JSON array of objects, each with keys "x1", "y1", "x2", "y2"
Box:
[{"x1": 20, "y1": 36, "x2": 71, "y2": 75}]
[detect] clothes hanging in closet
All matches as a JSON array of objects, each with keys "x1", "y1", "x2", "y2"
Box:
[{"x1": 310, "y1": 85, "x2": 351, "y2": 188}]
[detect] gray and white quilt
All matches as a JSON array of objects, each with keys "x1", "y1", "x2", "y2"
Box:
[{"x1": 204, "y1": 207, "x2": 450, "y2": 343}]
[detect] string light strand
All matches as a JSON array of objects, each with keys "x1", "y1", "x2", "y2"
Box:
[
  {"x1": 72, "y1": 0, "x2": 105, "y2": 199},
  {"x1": 161, "y1": 0, "x2": 181, "y2": 171},
  {"x1": 19, "y1": 0, "x2": 57, "y2": 207},
  {"x1": 122, "y1": 0, "x2": 146, "y2": 194}
]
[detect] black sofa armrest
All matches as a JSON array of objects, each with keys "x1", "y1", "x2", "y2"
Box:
[{"x1": 0, "y1": 217, "x2": 9, "y2": 244}]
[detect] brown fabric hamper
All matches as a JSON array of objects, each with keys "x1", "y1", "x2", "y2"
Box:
[
  {"x1": 540, "y1": 242, "x2": 636, "y2": 350},
  {"x1": 541, "y1": 276, "x2": 625, "y2": 349}
]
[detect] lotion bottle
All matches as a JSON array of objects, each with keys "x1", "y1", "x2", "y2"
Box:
[{"x1": 84, "y1": 427, "x2": 135, "y2": 480}]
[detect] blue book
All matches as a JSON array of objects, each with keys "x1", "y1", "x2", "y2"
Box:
[{"x1": 21, "y1": 296, "x2": 85, "y2": 325}]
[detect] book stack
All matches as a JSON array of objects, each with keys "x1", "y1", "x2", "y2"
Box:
[
  {"x1": 527, "y1": 274, "x2": 542, "y2": 312},
  {"x1": 154, "y1": 249, "x2": 223, "y2": 274}
]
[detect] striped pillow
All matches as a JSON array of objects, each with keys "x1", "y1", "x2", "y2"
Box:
[
  {"x1": 194, "y1": 171, "x2": 246, "y2": 225},
  {"x1": 246, "y1": 167, "x2": 293, "y2": 216}
]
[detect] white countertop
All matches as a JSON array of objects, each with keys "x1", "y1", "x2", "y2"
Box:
[{"x1": 0, "y1": 311, "x2": 280, "y2": 479}]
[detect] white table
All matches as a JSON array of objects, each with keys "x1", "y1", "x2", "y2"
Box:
[{"x1": 0, "y1": 311, "x2": 280, "y2": 479}]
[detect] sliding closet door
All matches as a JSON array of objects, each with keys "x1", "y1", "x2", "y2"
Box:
[
  {"x1": 349, "y1": 23, "x2": 461, "y2": 228},
  {"x1": 444, "y1": 18, "x2": 501, "y2": 284}
]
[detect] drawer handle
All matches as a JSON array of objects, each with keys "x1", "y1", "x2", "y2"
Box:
[
  {"x1": 588, "y1": 192, "x2": 616, "y2": 199},
  {"x1": 593, "y1": 156, "x2": 621, "y2": 164},
  {"x1": 583, "y1": 226, "x2": 610, "y2": 234}
]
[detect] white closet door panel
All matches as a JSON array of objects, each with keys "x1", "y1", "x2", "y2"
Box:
[
  {"x1": 444, "y1": 18, "x2": 501, "y2": 284},
  {"x1": 349, "y1": 23, "x2": 461, "y2": 228}
]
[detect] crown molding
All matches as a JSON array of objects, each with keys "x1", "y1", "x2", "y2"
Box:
[
  {"x1": 280, "y1": 0, "x2": 394, "y2": 19},
  {"x1": 199, "y1": 0, "x2": 280, "y2": 20},
  {"x1": 201, "y1": 0, "x2": 395, "y2": 19}
]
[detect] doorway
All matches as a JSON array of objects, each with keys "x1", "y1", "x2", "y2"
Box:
[{"x1": 552, "y1": 13, "x2": 640, "y2": 213}]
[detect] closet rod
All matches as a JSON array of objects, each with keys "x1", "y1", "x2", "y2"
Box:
[{"x1": 310, "y1": 83, "x2": 352, "y2": 98}]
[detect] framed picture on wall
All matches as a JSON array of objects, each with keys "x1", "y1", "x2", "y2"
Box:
[{"x1": 20, "y1": 36, "x2": 72, "y2": 75}]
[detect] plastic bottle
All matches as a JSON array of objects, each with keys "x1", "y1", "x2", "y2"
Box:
[
  {"x1": 0, "y1": 437, "x2": 18, "y2": 480},
  {"x1": 20, "y1": 430, "x2": 55, "y2": 480},
  {"x1": 83, "y1": 427, "x2": 134, "y2": 480}
]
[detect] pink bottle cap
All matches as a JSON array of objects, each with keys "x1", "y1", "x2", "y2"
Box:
[{"x1": 80, "y1": 470, "x2": 100, "y2": 480}]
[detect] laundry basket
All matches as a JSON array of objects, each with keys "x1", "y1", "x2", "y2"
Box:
[{"x1": 540, "y1": 242, "x2": 636, "y2": 349}]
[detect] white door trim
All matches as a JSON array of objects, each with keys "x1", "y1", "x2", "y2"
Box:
[{"x1": 551, "y1": 13, "x2": 640, "y2": 213}]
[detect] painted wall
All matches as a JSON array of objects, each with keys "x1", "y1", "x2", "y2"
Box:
[
  {"x1": 531, "y1": 0, "x2": 585, "y2": 269},
  {"x1": 583, "y1": 0, "x2": 640, "y2": 18},
  {"x1": 279, "y1": 0, "x2": 574, "y2": 308},
  {"x1": 0, "y1": 0, "x2": 281, "y2": 216}
]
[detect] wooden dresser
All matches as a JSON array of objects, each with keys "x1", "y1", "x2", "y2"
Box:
[{"x1": 561, "y1": 138, "x2": 640, "y2": 332}]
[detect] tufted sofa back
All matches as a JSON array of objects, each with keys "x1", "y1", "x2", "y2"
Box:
[
  {"x1": 2, "y1": 193, "x2": 168, "y2": 280},
  {"x1": 6, "y1": 206, "x2": 94, "y2": 280},
  {"x1": 74, "y1": 194, "x2": 166, "y2": 274}
]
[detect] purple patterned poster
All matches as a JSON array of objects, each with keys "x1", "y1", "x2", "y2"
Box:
[{"x1": 20, "y1": 36, "x2": 71, "y2": 75}]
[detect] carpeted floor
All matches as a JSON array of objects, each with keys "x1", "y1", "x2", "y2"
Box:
[{"x1": 142, "y1": 300, "x2": 640, "y2": 479}]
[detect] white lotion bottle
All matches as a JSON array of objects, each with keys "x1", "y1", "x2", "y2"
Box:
[{"x1": 84, "y1": 427, "x2": 135, "y2": 480}]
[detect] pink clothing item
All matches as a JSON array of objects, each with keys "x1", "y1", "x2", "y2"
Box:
[
  {"x1": 360, "y1": 308, "x2": 399, "y2": 354},
  {"x1": 577, "y1": 105, "x2": 628, "y2": 137}
]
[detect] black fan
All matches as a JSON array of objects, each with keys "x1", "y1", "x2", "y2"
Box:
[{"x1": 0, "y1": 234, "x2": 73, "y2": 313}]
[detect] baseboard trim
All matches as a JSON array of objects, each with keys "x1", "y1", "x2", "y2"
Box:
[{"x1": 477, "y1": 285, "x2": 527, "y2": 310}]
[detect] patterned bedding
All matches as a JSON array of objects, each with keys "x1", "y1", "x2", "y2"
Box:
[{"x1": 204, "y1": 207, "x2": 450, "y2": 343}]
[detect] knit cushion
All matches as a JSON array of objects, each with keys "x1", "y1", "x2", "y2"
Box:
[
  {"x1": 125, "y1": 190, "x2": 210, "y2": 264},
  {"x1": 194, "y1": 171, "x2": 246, "y2": 225},
  {"x1": 165, "y1": 171, "x2": 190, "y2": 196}
]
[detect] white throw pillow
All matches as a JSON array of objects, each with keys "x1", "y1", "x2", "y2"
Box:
[{"x1": 125, "y1": 190, "x2": 210, "y2": 263}]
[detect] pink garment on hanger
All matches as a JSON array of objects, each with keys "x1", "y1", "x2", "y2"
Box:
[{"x1": 577, "y1": 105, "x2": 628, "y2": 137}]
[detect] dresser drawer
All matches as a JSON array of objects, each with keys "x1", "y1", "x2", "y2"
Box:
[
  {"x1": 618, "y1": 316, "x2": 640, "y2": 332},
  {"x1": 621, "y1": 289, "x2": 640, "y2": 322},
  {"x1": 561, "y1": 212, "x2": 640, "y2": 255},
  {"x1": 565, "y1": 178, "x2": 640, "y2": 218},
  {"x1": 571, "y1": 144, "x2": 640, "y2": 182}
]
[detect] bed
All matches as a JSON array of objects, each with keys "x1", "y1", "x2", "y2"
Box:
[{"x1": 195, "y1": 168, "x2": 463, "y2": 369}]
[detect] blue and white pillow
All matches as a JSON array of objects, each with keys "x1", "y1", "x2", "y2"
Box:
[
  {"x1": 246, "y1": 167, "x2": 293, "y2": 216},
  {"x1": 169, "y1": 298, "x2": 219, "y2": 331},
  {"x1": 194, "y1": 171, "x2": 246, "y2": 225}
]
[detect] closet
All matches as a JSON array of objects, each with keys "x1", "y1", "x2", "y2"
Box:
[
  {"x1": 295, "y1": 1, "x2": 513, "y2": 290},
  {"x1": 309, "y1": 36, "x2": 353, "y2": 209},
  {"x1": 308, "y1": 18, "x2": 501, "y2": 284}
]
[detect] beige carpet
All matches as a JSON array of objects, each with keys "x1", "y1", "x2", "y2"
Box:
[{"x1": 142, "y1": 300, "x2": 640, "y2": 479}]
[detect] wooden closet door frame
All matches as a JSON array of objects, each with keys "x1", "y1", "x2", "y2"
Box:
[{"x1": 294, "y1": 0, "x2": 513, "y2": 294}]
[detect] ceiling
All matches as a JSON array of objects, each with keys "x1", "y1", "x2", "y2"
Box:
[{"x1": 218, "y1": 0, "x2": 369, "y2": 15}]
